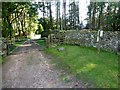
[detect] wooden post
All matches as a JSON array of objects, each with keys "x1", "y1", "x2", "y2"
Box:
[
  {"x1": 48, "y1": 35, "x2": 51, "y2": 48},
  {"x1": 118, "y1": 31, "x2": 120, "y2": 55},
  {"x1": 97, "y1": 29, "x2": 103, "y2": 54},
  {"x1": 44, "y1": 37, "x2": 47, "y2": 48},
  {"x1": 98, "y1": 37, "x2": 101, "y2": 54},
  {"x1": 6, "y1": 39, "x2": 9, "y2": 55}
]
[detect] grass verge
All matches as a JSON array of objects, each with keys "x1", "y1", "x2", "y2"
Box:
[
  {"x1": 9, "y1": 40, "x2": 25, "y2": 52},
  {"x1": 36, "y1": 39, "x2": 45, "y2": 47},
  {"x1": 45, "y1": 44, "x2": 118, "y2": 88}
]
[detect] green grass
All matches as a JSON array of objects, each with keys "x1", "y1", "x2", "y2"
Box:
[
  {"x1": 60, "y1": 74, "x2": 71, "y2": 83},
  {"x1": 9, "y1": 40, "x2": 25, "y2": 51},
  {"x1": 36, "y1": 39, "x2": 45, "y2": 46},
  {"x1": 45, "y1": 45, "x2": 118, "y2": 88}
]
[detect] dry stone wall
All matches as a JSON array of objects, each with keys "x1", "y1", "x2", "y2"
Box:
[{"x1": 52, "y1": 30, "x2": 119, "y2": 52}]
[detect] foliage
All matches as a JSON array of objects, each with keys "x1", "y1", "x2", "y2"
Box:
[
  {"x1": 2, "y1": 2, "x2": 38, "y2": 40},
  {"x1": 37, "y1": 24, "x2": 44, "y2": 34},
  {"x1": 41, "y1": 30, "x2": 50, "y2": 37},
  {"x1": 45, "y1": 45, "x2": 118, "y2": 88},
  {"x1": 38, "y1": 17, "x2": 57, "y2": 37},
  {"x1": 53, "y1": 25, "x2": 57, "y2": 30},
  {"x1": 69, "y1": 2, "x2": 79, "y2": 29},
  {"x1": 87, "y1": 2, "x2": 120, "y2": 31},
  {"x1": 38, "y1": 18, "x2": 50, "y2": 30}
]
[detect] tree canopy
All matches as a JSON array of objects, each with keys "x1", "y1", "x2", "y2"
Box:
[
  {"x1": 2, "y1": 1, "x2": 119, "y2": 41},
  {"x1": 87, "y1": 2, "x2": 120, "y2": 31}
]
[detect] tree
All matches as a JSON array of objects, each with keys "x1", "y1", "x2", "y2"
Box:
[
  {"x1": 87, "y1": 2, "x2": 120, "y2": 31},
  {"x1": 92, "y1": 2, "x2": 96, "y2": 30},
  {"x1": 2, "y1": 2, "x2": 38, "y2": 40},
  {"x1": 37, "y1": 24, "x2": 44, "y2": 34},
  {"x1": 69, "y1": 1, "x2": 79, "y2": 29},
  {"x1": 48, "y1": 2, "x2": 53, "y2": 29},
  {"x1": 56, "y1": 2, "x2": 60, "y2": 30},
  {"x1": 62, "y1": 0, "x2": 66, "y2": 30}
]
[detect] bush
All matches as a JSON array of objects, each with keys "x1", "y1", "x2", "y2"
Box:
[
  {"x1": 37, "y1": 24, "x2": 44, "y2": 34},
  {"x1": 41, "y1": 30, "x2": 50, "y2": 37}
]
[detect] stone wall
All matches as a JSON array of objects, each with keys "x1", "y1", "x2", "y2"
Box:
[
  {"x1": 0, "y1": 38, "x2": 8, "y2": 56},
  {"x1": 52, "y1": 30, "x2": 119, "y2": 52}
]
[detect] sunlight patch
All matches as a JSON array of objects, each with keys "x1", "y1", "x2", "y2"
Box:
[
  {"x1": 20, "y1": 44, "x2": 32, "y2": 47},
  {"x1": 77, "y1": 63, "x2": 97, "y2": 74}
]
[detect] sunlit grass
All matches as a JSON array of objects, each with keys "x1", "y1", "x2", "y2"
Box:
[{"x1": 45, "y1": 45, "x2": 118, "y2": 88}]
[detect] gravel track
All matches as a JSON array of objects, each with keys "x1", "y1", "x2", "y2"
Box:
[{"x1": 2, "y1": 40, "x2": 87, "y2": 88}]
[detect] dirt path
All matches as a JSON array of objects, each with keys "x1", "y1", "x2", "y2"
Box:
[{"x1": 2, "y1": 40, "x2": 87, "y2": 88}]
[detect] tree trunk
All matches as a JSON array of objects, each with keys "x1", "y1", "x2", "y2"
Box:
[
  {"x1": 92, "y1": 2, "x2": 96, "y2": 30},
  {"x1": 56, "y1": 2, "x2": 59, "y2": 29},
  {"x1": 7, "y1": 16, "x2": 12, "y2": 40},
  {"x1": 63, "y1": 0, "x2": 66, "y2": 30},
  {"x1": 43, "y1": 2, "x2": 45, "y2": 30},
  {"x1": 49, "y1": 2, "x2": 53, "y2": 29}
]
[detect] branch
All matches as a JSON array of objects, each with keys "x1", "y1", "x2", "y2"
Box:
[{"x1": 10, "y1": 9, "x2": 23, "y2": 24}]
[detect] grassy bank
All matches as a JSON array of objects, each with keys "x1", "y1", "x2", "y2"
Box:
[{"x1": 45, "y1": 45, "x2": 118, "y2": 88}]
